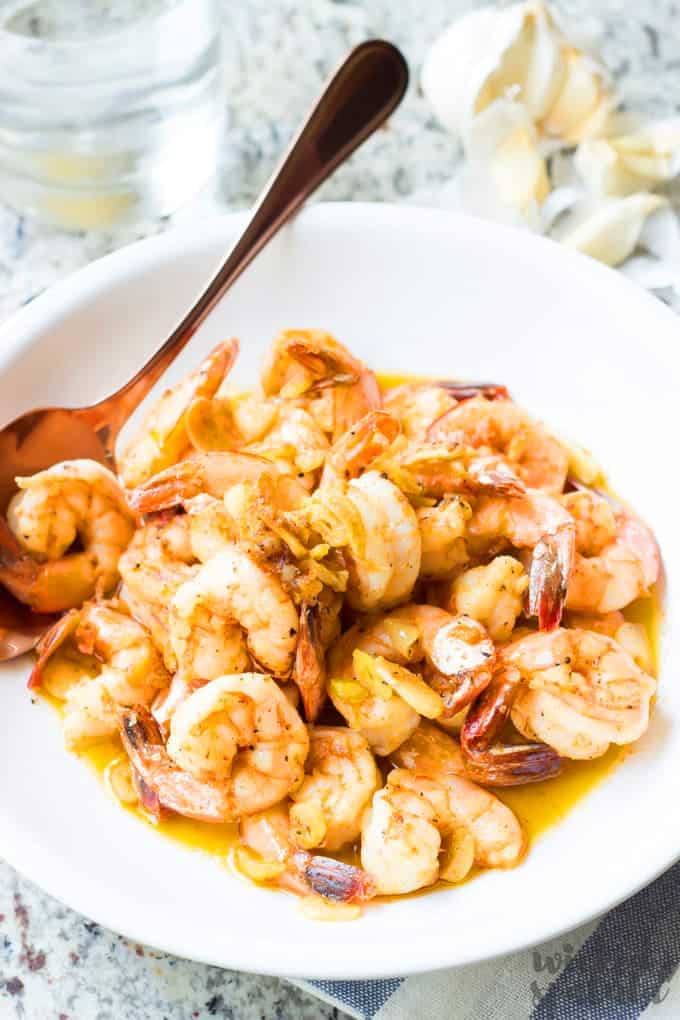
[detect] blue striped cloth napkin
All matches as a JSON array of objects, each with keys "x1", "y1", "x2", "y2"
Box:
[{"x1": 292, "y1": 859, "x2": 680, "y2": 1019}]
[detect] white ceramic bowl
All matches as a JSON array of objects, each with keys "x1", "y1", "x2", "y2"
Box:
[{"x1": 0, "y1": 203, "x2": 678, "y2": 979}]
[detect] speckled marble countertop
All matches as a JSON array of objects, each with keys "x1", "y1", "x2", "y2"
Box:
[{"x1": 0, "y1": 1, "x2": 678, "y2": 1017}]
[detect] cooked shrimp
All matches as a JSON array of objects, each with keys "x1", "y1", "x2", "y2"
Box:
[
  {"x1": 395, "y1": 718, "x2": 556, "y2": 787},
  {"x1": 468, "y1": 489, "x2": 575, "y2": 630},
  {"x1": 344, "y1": 471, "x2": 422, "y2": 611},
  {"x1": 118, "y1": 514, "x2": 198, "y2": 669},
  {"x1": 30, "y1": 601, "x2": 168, "y2": 749},
  {"x1": 328, "y1": 605, "x2": 495, "y2": 754},
  {"x1": 564, "y1": 489, "x2": 660, "y2": 613},
  {"x1": 503, "y1": 628, "x2": 656, "y2": 759},
  {"x1": 187, "y1": 395, "x2": 330, "y2": 484},
  {"x1": 120, "y1": 673, "x2": 309, "y2": 822},
  {"x1": 444, "y1": 555, "x2": 529, "y2": 642},
  {"x1": 305, "y1": 417, "x2": 421, "y2": 612},
  {"x1": 238, "y1": 803, "x2": 375, "y2": 904},
  {"x1": 151, "y1": 672, "x2": 208, "y2": 734},
  {"x1": 289, "y1": 727, "x2": 380, "y2": 851},
  {"x1": 169, "y1": 545, "x2": 299, "y2": 682},
  {"x1": 0, "y1": 460, "x2": 134, "y2": 612},
  {"x1": 384, "y1": 381, "x2": 509, "y2": 439},
  {"x1": 428, "y1": 396, "x2": 568, "y2": 495},
  {"x1": 245, "y1": 405, "x2": 330, "y2": 478},
  {"x1": 127, "y1": 450, "x2": 304, "y2": 515},
  {"x1": 321, "y1": 409, "x2": 400, "y2": 485},
  {"x1": 360, "y1": 765, "x2": 525, "y2": 895},
  {"x1": 417, "y1": 496, "x2": 472, "y2": 579},
  {"x1": 301, "y1": 410, "x2": 420, "y2": 607},
  {"x1": 383, "y1": 383, "x2": 459, "y2": 439},
  {"x1": 371, "y1": 435, "x2": 526, "y2": 504},
  {"x1": 566, "y1": 610, "x2": 654, "y2": 673},
  {"x1": 261, "y1": 329, "x2": 381, "y2": 440},
  {"x1": 118, "y1": 340, "x2": 238, "y2": 487}
]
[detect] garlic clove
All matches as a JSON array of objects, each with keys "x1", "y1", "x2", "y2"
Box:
[
  {"x1": 541, "y1": 47, "x2": 613, "y2": 143},
  {"x1": 551, "y1": 193, "x2": 667, "y2": 266},
  {"x1": 421, "y1": 4, "x2": 527, "y2": 137},
  {"x1": 522, "y1": 3, "x2": 566, "y2": 120},
  {"x1": 574, "y1": 139, "x2": 644, "y2": 198},
  {"x1": 614, "y1": 118, "x2": 680, "y2": 179},
  {"x1": 575, "y1": 119, "x2": 680, "y2": 197},
  {"x1": 463, "y1": 99, "x2": 549, "y2": 225}
]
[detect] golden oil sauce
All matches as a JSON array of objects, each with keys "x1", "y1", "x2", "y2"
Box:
[{"x1": 35, "y1": 373, "x2": 664, "y2": 885}]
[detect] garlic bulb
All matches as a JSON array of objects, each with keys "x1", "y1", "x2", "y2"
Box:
[
  {"x1": 422, "y1": 1, "x2": 613, "y2": 146},
  {"x1": 575, "y1": 118, "x2": 680, "y2": 197},
  {"x1": 550, "y1": 193, "x2": 667, "y2": 266}
]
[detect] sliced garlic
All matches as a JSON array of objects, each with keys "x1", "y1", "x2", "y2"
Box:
[
  {"x1": 104, "y1": 757, "x2": 138, "y2": 806},
  {"x1": 575, "y1": 118, "x2": 680, "y2": 197},
  {"x1": 439, "y1": 825, "x2": 475, "y2": 883},
  {"x1": 559, "y1": 435, "x2": 604, "y2": 485},
  {"x1": 614, "y1": 622, "x2": 654, "y2": 674},
  {"x1": 328, "y1": 678, "x2": 368, "y2": 703},
  {"x1": 233, "y1": 845, "x2": 286, "y2": 883},
  {"x1": 353, "y1": 649, "x2": 443, "y2": 719},
  {"x1": 290, "y1": 800, "x2": 328, "y2": 850},
  {"x1": 551, "y1": 193, "x2": 668, "y2": 266},
  {"x1": 422, "y1": 0, "x2": 613, "y2": 146}
]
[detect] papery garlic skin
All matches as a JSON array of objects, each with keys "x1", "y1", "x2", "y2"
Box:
[
  {"x1": 575, "y1": 118, "x2": 680, "y2": 197},
  {"x1": 422, "y1": 0, "x2": 613, "y2": 147},
  {"x1": 551, "y1": 193, "x2": 667, "y2": 266}
]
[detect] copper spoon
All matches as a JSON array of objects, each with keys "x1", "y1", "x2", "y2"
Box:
[{"x1": 0, "y1": 39, "x2": 409, "y2": 660}]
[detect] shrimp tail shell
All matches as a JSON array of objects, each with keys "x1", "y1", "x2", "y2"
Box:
[
  {"x1": 301, "y1": 852, "x2": 376, "y2": 902},
  {"x1": 27, "y1": 608, "x2": 80, "y2": 689},
  {"x1": 529, "y1": 523, "x2": 575, "y2": 631},
  {"x1": 463, "y1": 743, "x2": 562, "y2": 786},
  {"x1": 292, "y1": 602, "x2": 327, "y2": 722},
  {"x1": 118, "y1": 706, "x2": 235, "y2": 824},
  {"x1": 461, "y1": 665, "x2": 561, "y2": 785},
  {"x1": 435, "y1": 382, "x2": 510, "y2": 401}
]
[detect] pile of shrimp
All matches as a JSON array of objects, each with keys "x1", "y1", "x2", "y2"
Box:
[{"x1": 5, "y1": 329, "x2": 660, "y2": 919}]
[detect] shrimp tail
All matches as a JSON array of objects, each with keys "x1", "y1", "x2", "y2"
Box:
[
  {"x1": 426, "y1": 666, "x2": 492, "y2": 717},
  {"x1": 127, "y1": 458, "x2": 206, "y2": 513},
  {"x1": 528, "y1": 523, "x2": 575, "y2": 631},
  {"x1": 118, "y1": 706, "x2": 235, "y2": 824},
  {"x1": 128, "y1": 452, "x2": 276, "y2": 514},
  {"x1": 285, "y1": 343, "x2": 359, "y2": 390},
  {"x1": 461, "y1": 666, "x2": 522, "y2": 750},
  {"x1": 468, "y1": 458, "x2": 526, "y2": 497},
  {"x1": 132, "y1": 770, "x2": 166, "y2": 820},
  {"x1": 436, "y1": 382, "x2": 510, "y2": 401},
  {"x1": 463, "y1": 743, "x2": 562, "y2": 786},
  {"x1": 0, "y1": 518, "x2": 41, "y2": 606},
  {"x1": 324, "y1": 410, "x2": 400, "y2": 481},
  {"x1": 461, "y1": 666, "x2": 561, "y2": 785},
  {"x1": 27, "y1": 608, "x2": 81, "y2": 689},
  {"x1": 292, "y1": 602, "x2": 327, "y2": 722},
  {"x1": 300, "y1": 852, "x2": 376, "y2": 902}
]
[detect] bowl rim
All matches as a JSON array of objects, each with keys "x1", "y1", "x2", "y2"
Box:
[{"x1": 0, "y1": 200, "x2": 678, "y2": 980}]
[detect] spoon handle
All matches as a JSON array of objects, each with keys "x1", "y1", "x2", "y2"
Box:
[{"x1": 87, "y1": 39, "x2": 408, "y2": 447}]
